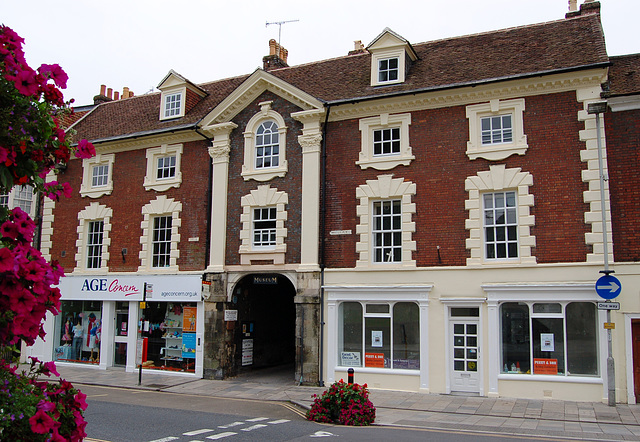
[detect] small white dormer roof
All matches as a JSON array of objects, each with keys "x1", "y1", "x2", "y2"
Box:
[
  {"x1": 367, "y1": 28, "x2": 418, "y2": 61},
  {"x1": 157, "y1": 69, "x2": 207, "y2": 97}
]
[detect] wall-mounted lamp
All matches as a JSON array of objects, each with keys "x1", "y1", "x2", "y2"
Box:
[{"x1": 121, "y1": 248, "x2": 127, "y2": 263}]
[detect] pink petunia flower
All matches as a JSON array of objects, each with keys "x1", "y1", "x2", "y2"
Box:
[
  {"x1": 38, "y1": 63, "x2": 68, "y2": 89},
  {"x1": 42, "y1": 361, "x2": 60, "y2": 377},
  {"x1": 75, "y1": 139, "x2": 96, "y2": 159},
  {"x1": 13, "y1": 67, "x2": 39, "y2": 96},
  {"x1": 0, "y1": 247, "x2": 15, "y2": 273},
  {"x1": 29, "y1": 409, "x2": 54, "y2": 434},
  {"x1": 0, "y1": 220, "x2": 20, "y2": 240}
]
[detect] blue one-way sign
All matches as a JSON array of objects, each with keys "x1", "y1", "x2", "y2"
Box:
[{"x1": 595, "y1": 274, "x2": 622, "y2": 300}]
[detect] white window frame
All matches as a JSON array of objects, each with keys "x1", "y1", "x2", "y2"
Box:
[
  {"x1": 252, "y1": 206, "x2": 277, "y2": 248},
  {"x1": 325, "y1": 286, "x2": 431, "y2": 389},
  {"x1": 239, "y1": 185, "x2": 288, "y2": 265},
  {"x1": 465, "y1": 165, "x2": 536, "y2": 266},
  {"x1": 138, "y1": 196, "x2": 182, "y2": 272},
  {"x1": 151, "y1": 215, "x2": 173, "y2": 268},
  {"x1": 75, "y1": 202, "x2": 112, "y2": 272},
  {"x1": 143, "y1": 144, "x2": 183, "y2": 192},
  {"x1": 377, "y1": 57, "x2": 399, "y2": 84},
  {"x1": 372, "y1": 199, "x2": 402, "y2": 263},
  {"x1": 80, "y1": 153, "x2": 115, "y2": 198},
  {"x1": 242, "y1": 101, "x2": 288, "y2": 181},
  {"x1": 483, "y1": 191, "x2": 519, "y2": 261},
  {"x1": 86, "y1": 220, "x2": 104, "y2": 269},
  {"x1": 370, "y1": 49, "x2": 406, "y2": 86},
  {"x1": 0, "y1": 185, "x2": 36, "y2": 218},
  {"x1": 484, "y1": 283, "x2": 605, "y2": 398},
  {"x1": 161, "y1": 91, "x2": 184, "y2": 120},
  {"x1": 356, "y1": 175, "x2": 416, "y2": 268},
  {"x1": 358, "y1": 113, "x2": 413, "y2": 170},
  {"x1": 466, "y1": 98, "x2": 528, "y2": 161}
]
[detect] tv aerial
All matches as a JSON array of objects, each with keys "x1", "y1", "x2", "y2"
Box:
[{"x1": 265, "y1": 19, "x2": 299, "y2": 54}]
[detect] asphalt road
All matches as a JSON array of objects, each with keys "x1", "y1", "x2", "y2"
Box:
[{"x1": 82, "y1": 385, "x2": 584, "y2": 442}]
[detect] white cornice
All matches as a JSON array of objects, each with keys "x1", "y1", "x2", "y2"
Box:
[
  {"x1": 608, "y1": 95, "x2": 640, "y2": 112},
  {"x1": 81, "y1": 131, "x2": 204, "y2": 157},
  {"x1": 328, "y1": 70, "x2": 607, "y2": 122}
]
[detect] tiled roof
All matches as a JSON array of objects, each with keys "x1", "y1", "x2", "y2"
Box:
[
  {"x1": 71, "y1": 12, "x2": 608, "y2": 144},
  {"x1": 606, "y1": 54, "x2": 640, "y2": 97}
]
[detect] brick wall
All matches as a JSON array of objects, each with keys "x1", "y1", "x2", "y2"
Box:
[
  {"x1": 324, "y1": 91, "x2": 590, "y2": 268},
  {"x1": 224, "y1": 91, "x2": 304, "y2": 265},
  {"x1": 606, "y1": 108, "x2": 640, "y2": 262},
  {"x1": 49, "y1": 139, "x2": 210, "y2": 273}
]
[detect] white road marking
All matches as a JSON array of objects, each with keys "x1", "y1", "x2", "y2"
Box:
[
  {"x1": 245, "y1": 417, "x2": 269, "y2": 422},
  {"x1": 241, "y1": 424, "x2": 268, "y2": 431},
  {"x1": 183, "y1": 428, "x2": 214, "y2": 436},
  {"x1": 206, "y1": 432, "x2": 237, "y2": 440},
  {"x1": 147, "y1": 437, "x2": 179, "y2": 442},
  {"x1": 310, "y1": 431, "x2": 336, "y2": 437},
  {"x1": 268, "y1": 419, "x2": 290, "y2": 424},
  {"x1": 218, "y1": 422, "x2": 244, "y2": 429}
]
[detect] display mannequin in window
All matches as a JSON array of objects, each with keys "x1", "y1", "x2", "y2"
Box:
[{"x1": 72, "y1": 320, "x2": 83, "y2": 360}]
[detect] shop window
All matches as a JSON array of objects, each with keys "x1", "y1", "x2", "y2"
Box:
[
  {"x1": 500, "y1": 302, "x2": 597, "y2": 376},
  {"x1": 337, "y1": 301, "x2": 419, "y2": 370},
  {"x1": 137, "y1": 301, "x2": 197, "y2": 373},
  {"x1": 53, "y1": 300, "x2": 102, "y2": 365}
]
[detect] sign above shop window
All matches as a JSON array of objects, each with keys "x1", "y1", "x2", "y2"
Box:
[{"x1": 58, "y1": 275, "x2": 202, "y2": 301}]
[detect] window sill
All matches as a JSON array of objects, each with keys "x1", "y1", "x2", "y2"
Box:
[
  {"x1": 356, "y1": 155, "x2": 414, "y2": 171},
  {"x1": 143, "y1": 177, "x2": 182, "y2": 192},
  {"x1": 498, "y1": 373, "x2": 601, "y2": 384},
  {"x1": 241, "y1": 163, "x2": 288, "y2": 182},
  {"x1": 80, "y1": 186, "x2": 113, "y2": 198},
  {"x1": 335, "y1": 366, "x2": 420, "y2": 376},
  {"x1": 466, "y1": 143, "x2": 528, "y2": 161}
]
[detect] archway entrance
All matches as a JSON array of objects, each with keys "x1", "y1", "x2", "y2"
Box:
[{"x1": 232, "y1": 274, "x2": 296, "y2": 374}]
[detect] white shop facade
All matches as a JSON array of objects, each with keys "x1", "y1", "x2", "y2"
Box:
[{"x1": 30, "y1": 274, "x2": 205, "y2": 377}]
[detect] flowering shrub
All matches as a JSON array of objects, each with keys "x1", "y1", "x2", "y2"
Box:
[
  {"x1": 0, "y1": 357, "x2": 87, "y2": 441},
  {"x1": 1, "y1": 24, "x2": 94, "y2": 441},
  {"x1": 307, "y1": 379, "x2": 376, "y2": 426}
]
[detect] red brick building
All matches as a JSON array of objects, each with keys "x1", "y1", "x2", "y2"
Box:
[{"x1": 25, "y1": 0, "x2": 640, "y2": 402}]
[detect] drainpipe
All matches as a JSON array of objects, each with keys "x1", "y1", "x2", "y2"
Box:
[{"x1": 318, "y1": 105, "x2": 331, "y2": 387}]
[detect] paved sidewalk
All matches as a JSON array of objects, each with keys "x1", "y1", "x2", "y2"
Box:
[{"x1": 50, "y1": 363, "x2": 640, "y2": 441}]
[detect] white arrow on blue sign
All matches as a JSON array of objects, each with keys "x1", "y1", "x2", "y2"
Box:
[{"x1": 595, "y1": 274, "x2": 622, "y2": 300}]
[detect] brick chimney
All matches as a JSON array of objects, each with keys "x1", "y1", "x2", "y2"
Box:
[
  {"x1": 93, "y1": 84, "x2": 111, "y2": 105},
  {"x1": 348, "y1": 40, "x2": 367, "y2": 56},
  {"x1": 566, "y1": 0, "x2": 601, "y2": 18},
  {"x1": 263, "y1": 39, "x2": 289, "y2": 70}
]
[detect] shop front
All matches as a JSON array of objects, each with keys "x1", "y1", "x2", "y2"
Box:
[{"x1": 46, "y1": 274, "x2": 204, "y2": 377}]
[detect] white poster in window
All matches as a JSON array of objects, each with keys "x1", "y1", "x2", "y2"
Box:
[
  {"x1": 340, "y1": 352, "x2": 361, "y2": 366},
  {"x1": 372, "y1": 330, "x2": 383, "y2": 348},
  {"x1": 540, "y1": 333, "x2": 554, "y2": 352}
]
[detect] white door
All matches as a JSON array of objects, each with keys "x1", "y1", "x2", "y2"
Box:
[{"x1": 450, "y1": 320, "x2": 480, "y2": 393}]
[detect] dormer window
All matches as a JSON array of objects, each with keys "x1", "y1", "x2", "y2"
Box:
[
  {"x1": 378, "y1": 57, "x2": 399, "y2": 83},
  {"x1": 367, "y1": 28, "x2": 418, "y2": 87},
  {"x1": 163, "y1": 92, "x2": 182, "y2": 118},
  {"x1": 157, "y1": 70, "x2": 207, "y2": 121}
]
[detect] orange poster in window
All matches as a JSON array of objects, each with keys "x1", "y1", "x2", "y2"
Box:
[
  {"x1": 183, "y1": 307, "x2": 197, "y2": 332},
  {"x1": 365, "y1": 353, "x2": 385, "y2": 368},
  {"x1": 533, "y1": 358, "x2": 558, "y2": 375}
]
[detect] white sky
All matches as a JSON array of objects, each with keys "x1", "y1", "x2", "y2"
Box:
[{"x1": 3, "y1": 0, "x2": 638, "y2": 106}]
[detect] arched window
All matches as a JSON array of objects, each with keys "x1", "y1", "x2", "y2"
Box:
[{"x1": 255, "y1": 121, "x2": 279, "y2": 169}]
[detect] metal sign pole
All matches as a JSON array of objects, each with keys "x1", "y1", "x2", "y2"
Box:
[
  {"x1": 138, "y1": 282, "x2": 147, "y2": 386},
  {"x1": 589, "y1": 102, "x2": 615, "y2": 406}
]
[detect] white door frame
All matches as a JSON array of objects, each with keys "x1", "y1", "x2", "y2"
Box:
[{"x1": 442, "y1": 298, "x2": 485, "y2": 396}]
